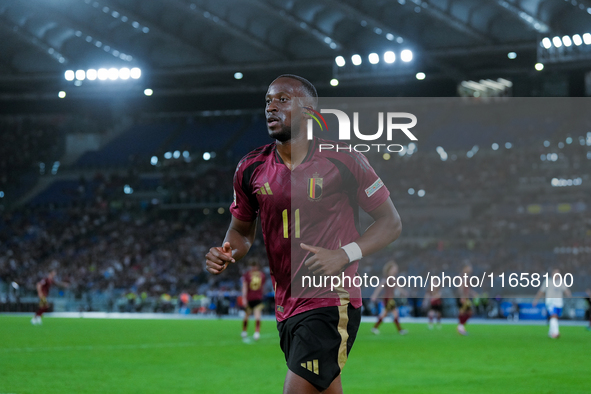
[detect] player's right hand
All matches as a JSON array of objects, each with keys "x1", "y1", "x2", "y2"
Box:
[{"x1": 206, "y1": 242, "x2": 235, "y2": 275}]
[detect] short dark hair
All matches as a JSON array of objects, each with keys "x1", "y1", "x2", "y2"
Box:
[{"x1": 274, "y1": 74, "x2": 318, "y2": 99}]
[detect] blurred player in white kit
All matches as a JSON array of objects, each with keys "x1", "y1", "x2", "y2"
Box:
[{"x1": 532, "y1": 269, "x2": 571, "y2": 338}]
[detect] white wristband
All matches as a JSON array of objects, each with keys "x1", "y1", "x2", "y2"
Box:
[{"x1": 341, "y1": 242, "x2": 363, "y2": 263}]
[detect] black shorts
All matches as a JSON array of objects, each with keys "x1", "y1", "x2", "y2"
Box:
[
  {"x1": 277, "y1": 304, "x2": 361, "y2": 391},
  {"x1": 431, "y1": 301, "x2": 443, "y2": 313},
  {"x1": 247, "y1": 300, "x2": 263, "y2": 310}
]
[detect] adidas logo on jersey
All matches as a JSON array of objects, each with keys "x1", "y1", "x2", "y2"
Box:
[
  {"x1": 256, "y1": 182, "x2": 273, "y2": 195},
  {"x1": 300, "y1": 359, "x2": 319, "y2": 375}
]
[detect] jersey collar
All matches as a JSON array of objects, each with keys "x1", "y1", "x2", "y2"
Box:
[{"x1": 273, "y1": 137, "x2": 317, "y2": 165}]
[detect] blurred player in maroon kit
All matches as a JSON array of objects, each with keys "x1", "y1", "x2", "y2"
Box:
[
  {"x1": 457, "y1": 265, "x2": 478, "y2": 335},
  {"x1": 206, "y1": 75, "x2": 402, "y2": 394},
  {"x1": 424, "y1": 285, "x2": 443, "y2": 329},
  {"x1": 241, "y1": 260, "x2": 267, "y2": 341},
  {"x1": 586, "y1": 289, "x2": 591, "y2": 331},
  {"x1": 31, "y1": 270, "x2": 68, "y2": 325},
  {"x1": 370, "y1": 261, "x2": 407, "y2": 335}
]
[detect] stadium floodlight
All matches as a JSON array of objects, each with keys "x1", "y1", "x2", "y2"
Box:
[
  {"x1": 86, "y1": 69, "x2": 97, "y2": 80},
  {"x1": 130, "y1": 67, "x2": 141, "y2": 79},
  {"x1": 108, "y1": 68, "x2": 119, "y2": 80},
  {"x1": 351, "y1": 54, "x2": 362, "y2": 66},
  {"x1": 408, "y1": 188, "x2": 415, "y2": 195},
  {"x1": 119, "y1": 68, "x2": 130, "y2": 80},
  {"x1": 65, "y1": 70, "x2": 75, "y2": 81},
  {"x1": 535, "y1": 63, "x2": 544, "y2": 71},
  {"x1": 562, "y1": 35, "x2": 572, "y2": 47},
  {"x1": 552, "y1": 36, "x2": 562, "y2": 47},
  {"x1": 234, "y1": 72, "x2": 243, "y2": 80},
  {"x1": 144, "y1": 89, "x2": 153, "y2": 96},
  {"x1": 542, "y1": 37, "x2": 552, "y2": 49},
  {"x1": 368, "y1": 53, "x2": 379, "y2": 64},
  {"x1": 335, "y1": 56, "x2": 346, "y2": 67},
  {"x1": 218, "y1": 207, "x2": 225, "y2": 214},
  {"x1": 416, "y1": 72, "x2": 425, "y2": 80},
  {"x1": 573, "y1": 34, "x2": 583, "y2": 46},
  {"x1": 98, "y1": 68, "x2": 109, "y2": 80},
  {"x1": 173, "y1": 150, "x2": 181, "y2": 159},
  {"x1": 330, "y1": 79, "x2": 339, "y2": 86},
  {"x1": 58, "y1": 91, "x2": 66, "y2": 98},
  {"x1": 507, "y1": 52, "x2": 517, "y2": 59},
  {"x1": 386, "y1": 33, "x2": 394, "y2": 40},
  {"x1": 492, "y1": 143, "x2": 499, "y2": 150},
  {"x1": 203, "y1": 152, "x2": 211, "y2": 161},
  {"x1": 150, "y1": 156, "x2": 158, "y2": 165},
  {"x1": 384, "y1": 51, "x2": 395, "y2": 63},
  {"x1": 164, "y1": 152, "x2": 172, "y2": 159},
  {"x1": 123, "y1": 185, "x2": 133, "y2": 194},
  {"x1": 417, "y1": 189, "x2": 425, "y2": 197},
  {"x1": 400, "y1": 49, "x2": 413, "y2": 62},
  {"x1": 583, "y1": 33, "x2": 591, "y2": 45},
  {"x1": 75, "y1": 70, "x2": 85, "y2": 80},
  {"x1": 182, "y1": 151, "x2": 190, "y2": 158},
  {"x1": 566, "y1": 137, "x2": 572, "y2": 144},
  {"x1": 505, "y1": 142, "x2": 512, "y2": 149}
]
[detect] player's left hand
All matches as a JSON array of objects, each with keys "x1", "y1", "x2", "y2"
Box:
[{"x1": 300, "y1": 243, "x2": 349, "y2": 276}]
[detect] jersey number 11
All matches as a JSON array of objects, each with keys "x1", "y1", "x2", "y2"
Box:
[{"x1": 282, "y1": 209, "x2": 300, "y2": 238}]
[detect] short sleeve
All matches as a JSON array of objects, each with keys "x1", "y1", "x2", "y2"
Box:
[
  {"x1": 351, "y1": 152, "x2": 390, "y2": 213},
  {"x1": 229, "y1": 162, "x2": 258, "y2": 222}
]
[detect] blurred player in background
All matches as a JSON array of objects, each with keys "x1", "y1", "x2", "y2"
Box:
[
  {"x1": 532, "y1": 268, "x2": 572, "y2": 338},
  {"x1": 31, "y1": 269, "x2": 69, "y2": 325},
  {"x1": 423, "y1": 285, "x2": 443, "y2": 330},
  {"x1": 370, "y1": 260, "x2": 408, "y2": 335},
  {"x1": 241, "y1": 259, "x2": 266, "y2": 341},
  {"x1": 206, "y1": 75, "x2": 401, "y2": 394},
  {"x1": 585, "y1": 289, "x2": 591, "y2": 331},
  {"x1": 457, "y1": 264, "x2": 478, "y2": 336}
]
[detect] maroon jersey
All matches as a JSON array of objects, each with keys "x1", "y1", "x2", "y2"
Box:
[
  {"x1": 382, "y1": 278, "x2": 395, "y2": 300},
  {"x1": 38, "y1": 277, "x2": 53, "y2": 298},
  {"x1": 242, "y1": 269, "x2": 266, "y2": 302},
  {"x1": 231, "y1": 137, "x2": 390, "y2": 321}
]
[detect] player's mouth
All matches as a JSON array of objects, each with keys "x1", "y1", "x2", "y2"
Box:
[{"x1": 267, "y1": 116, "x2": 280, "y2": 128}]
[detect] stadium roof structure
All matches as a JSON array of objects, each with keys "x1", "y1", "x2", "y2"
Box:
[{"x1": 1, "y1": 0, "x2": 591, "y2": 102}]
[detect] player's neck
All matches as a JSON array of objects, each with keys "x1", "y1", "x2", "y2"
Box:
[{"x1": 276, "y1": 132, "x2": 310, "y2": 170}]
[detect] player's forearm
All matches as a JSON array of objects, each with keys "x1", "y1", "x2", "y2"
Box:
[
  {"x1": 371, "y1": 285, "x2": 383, "y2": 299},
  {"x1": 224, "y1": 228, "x2": 254, "y2": 262},
  {"x1": 356, "y1": 214, "x2": 401, "y2": 258}
]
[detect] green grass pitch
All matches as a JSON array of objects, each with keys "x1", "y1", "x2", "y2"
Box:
[{"x1": 1, "y1": 316, "x2": 589, "y2": 394}]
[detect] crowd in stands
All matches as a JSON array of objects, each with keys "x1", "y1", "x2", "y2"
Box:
[
  {"x1": 0, "y1": 205, "x2": 270, "y2": 303},
  {"x1": 0, "y1": 117, "x2": 64, "y2": 199}
]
